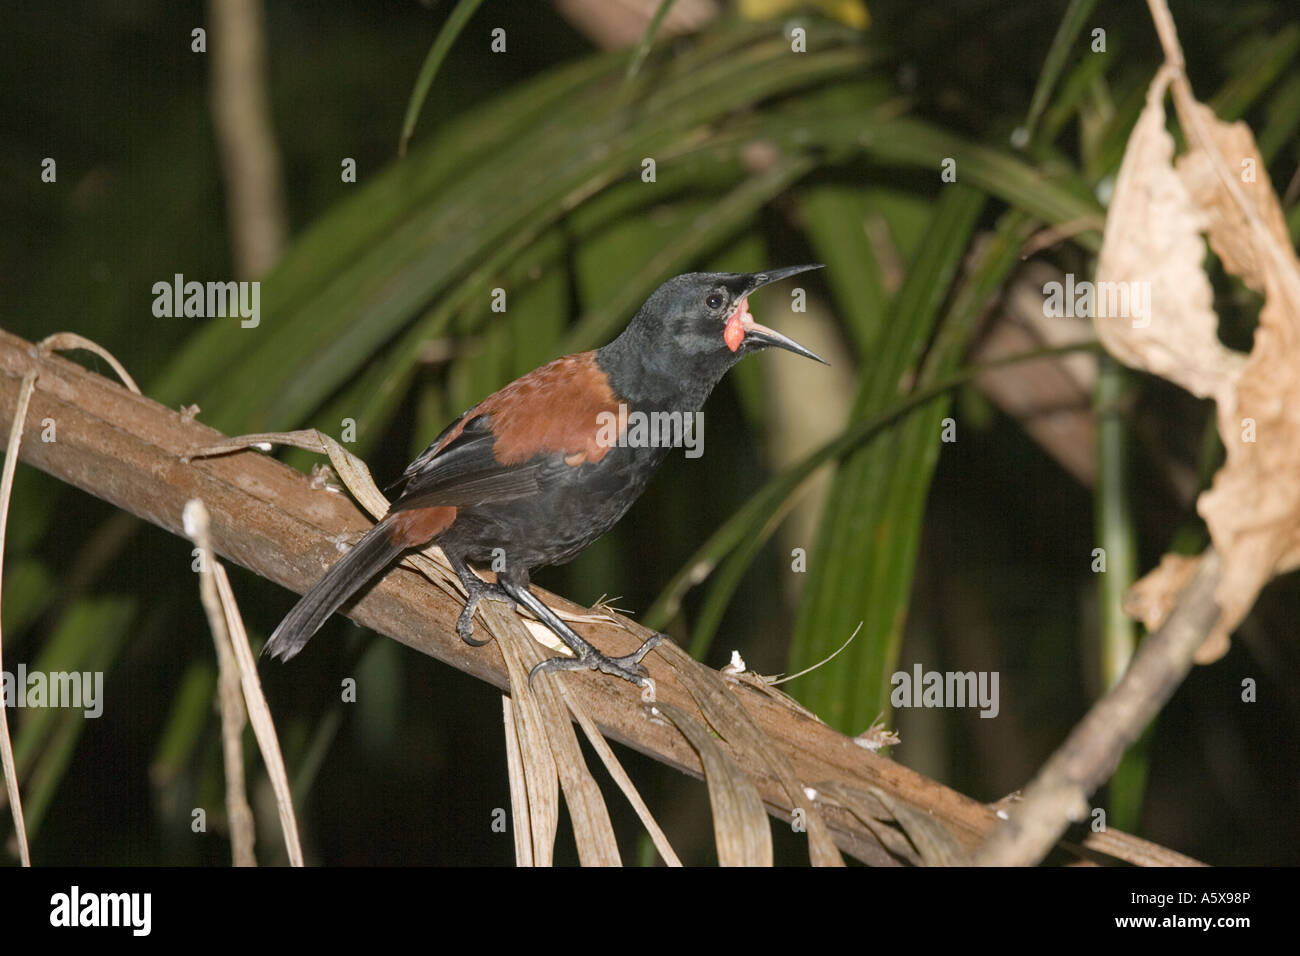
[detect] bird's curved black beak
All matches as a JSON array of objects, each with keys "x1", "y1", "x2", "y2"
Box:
[
  {"x1": 743, "y1": 324, "x2": 829, "y2": 364},
  {"x1": 738, "y1": 264, "x2": 828, "y2": 365},
  {"x1": 743, "y1": 263, "x2": 825, "y2": 293}
]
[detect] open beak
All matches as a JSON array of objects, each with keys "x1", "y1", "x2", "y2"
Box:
[
  {"x1": 725, "y1": 264, "x2": 828, "y2": 365},
  {"x1": 742, "y1": 321, "x2": 829, "y2": 364}
]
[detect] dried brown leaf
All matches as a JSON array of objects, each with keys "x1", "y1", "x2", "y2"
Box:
[
  {"x1": 813, "y1": 780, "x2": 917, "y2": 865},
  {"x1": 660, "y1": 641, "x2": 844, "y2": 866},
  {"x1": 1094, "y1": 69, "x2": 1245, "y2": 404},
  {"x1": 558, "y1": 682, "x2": 682, "y2": 866},
  {"x1": 502, "y1": 695, "x2": 556, "y2": 867},
  {"x1": 867, "y1": 786, "x2": 971, "y2": 866},
  {"x1": 653, "y1": 701, "x2": 772, "y2": 866},
  {"x1": 1178, "y1": 99, "x2": 1300, "y2": 661},
  {"x1": 1096, "y1": 67, "x2": 1300, "y2": 661},
  {"x1": 1175, "y1": 101, "x2": 1296, "y2": 293},
  {"x1": 489, "y1": 602, "x2": 619, "y2": 865},
  {"x1": 495, "y1": 620, "x2": 560, "y2": 866}
]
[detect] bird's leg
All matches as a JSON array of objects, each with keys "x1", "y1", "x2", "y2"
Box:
[
  {"x1": 496, "y1": 572, "x2": 662, "y2": 688},
  {"x1": 449, "y1": 556, "x2": 513, "y2": 647}
]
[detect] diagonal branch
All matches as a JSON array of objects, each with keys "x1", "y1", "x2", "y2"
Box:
[{"x1": 0, "y1": 328, "x2": 1198, "y2": 865}]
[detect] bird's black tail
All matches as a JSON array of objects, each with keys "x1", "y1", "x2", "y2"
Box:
[{"x1": 263, "y1": 519, "x2": 406, "y2": 662}]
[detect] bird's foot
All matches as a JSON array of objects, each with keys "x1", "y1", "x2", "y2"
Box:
[
  {"x1": 457, "y1": 577, "x2": 513, "y2": 647},
  {"x1": 527, "y1": 633, "x2": 663, "y2": 688}
]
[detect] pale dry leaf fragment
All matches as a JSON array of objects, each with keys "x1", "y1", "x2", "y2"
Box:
[
  {"x1": 1179, "y1": 104, "x2": 1300, "y2": 662},
  {"x1": 812, "y1": 780, "x2": 921, "y2": 864},
  {"x1": 653, "y1": 701, "x2": 773, "y2": 867},
  {"x1": 1094, "y1": 67, "x2": 1245, "y2": 406},
  {"x1": 1175, "y1": 99, "x2": 1299, "y2": 297},
  {"x1": 556, "y1": 681, "x2": 681, "y2": 866},
  {"x1": 495, "y1": 619, "x2": 559, "y2": 867},
  {"x1": 660, "y1": 641, "x2": 843, "y2": 865},
  {"x1": 308, "y1": 462, "x2": 342, "y2": 493},
  {"x1": 868, "y1": 786, "x2": 971, "y2": 866},
  {"x1": 502, "y1": 697, "x2": 536, "y2": 865},
  {"x1": 1096, "y1": 67, "x2": 1300, "y2": 662},
  {"x1": 1123, "y1": 552, "x2": 1199, "y2": 633},
  {"x1": 0, "y1": 370, "x2": 37, "y2": 866},
  {"x1": 183, "y1": 498, "x2": 304, "y2": 866},
  {"x1": 486, "y1": 601, "x2": 620, "y2": 866},
  {"x1": 37, "y1": 332, "x2": 142, "y2": 394},
  {"x1": 853, "y1": 718, "x2": 901, "y2": 753},
  {"x1": 184, "y1": 499, "x2": 256, "y2": 867},
  {"x1": 721, "y1": 650, "x2": 746, "y2": 676}
]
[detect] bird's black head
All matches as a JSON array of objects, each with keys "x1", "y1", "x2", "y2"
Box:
[{"x1": 601, "y1": 264, "x2": 827, "y2": 406}]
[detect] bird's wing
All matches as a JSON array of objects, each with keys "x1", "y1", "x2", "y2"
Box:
[
  {"x1": 385, "y1": 407, "x2": 471, "y2": 495},
  {"x1": 387, "y1": 413, "x2": 541, "y2": 512},
  {"x1": 387, "y1": 351, "x2": 623, "y2": 513}
]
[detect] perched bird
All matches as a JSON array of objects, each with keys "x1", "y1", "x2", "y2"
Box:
[{"x1": 263, "y1": 265, "x2": 827, "y2": 686}]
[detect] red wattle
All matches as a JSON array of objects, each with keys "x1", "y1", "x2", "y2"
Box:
[
  {"x1": 724, "y1": 315, "x2": 744, "y2": 351},
  {"x1": 724, "y1": 298, "x2": 750, "y2": 352}
]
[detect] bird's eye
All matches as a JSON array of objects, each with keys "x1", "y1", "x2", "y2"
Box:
[{"x1": 706, "y1": 293, "x2": 725, "y2": 310}]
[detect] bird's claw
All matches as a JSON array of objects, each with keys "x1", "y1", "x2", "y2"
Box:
[
  {"x1": 457, "y1": 604, "x2": 490, "y2": 647},
  {"x1": 457, "y1": 579, "x2": 513, "y2": 647},
  {"x1": 528, "y1": 633, "x2": 664, "y2": 688}
]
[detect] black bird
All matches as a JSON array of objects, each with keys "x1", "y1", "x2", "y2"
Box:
[{"x1": 263, "y1": 265, "x2": 827, "y2": 685}]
